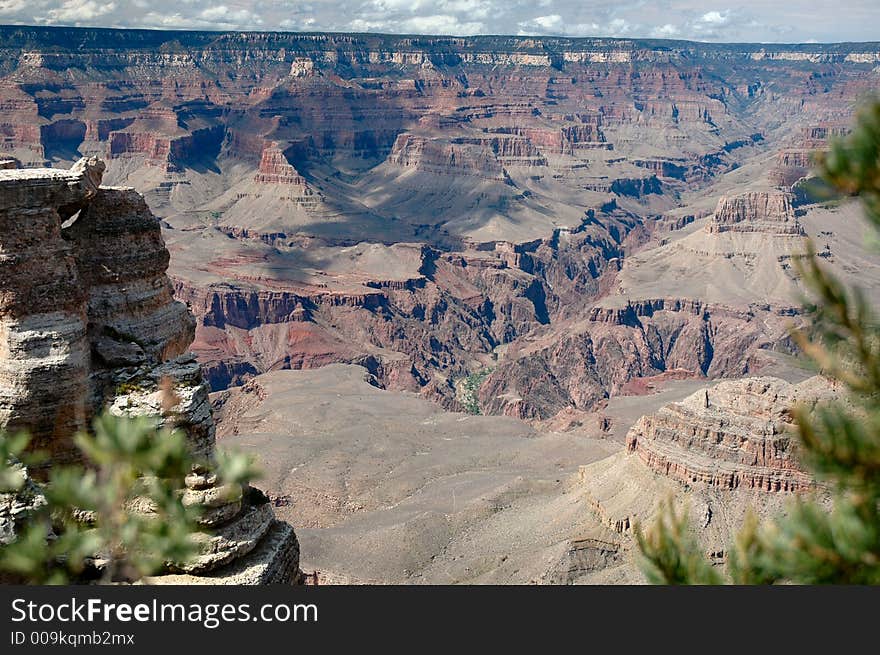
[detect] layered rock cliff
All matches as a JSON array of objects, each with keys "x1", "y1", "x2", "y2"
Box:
[
  {"x1": 625, "y1": 376, "x2": 833, "y2": 492},
  {"x1": 0, "y1": 158, "x2": 101, "y2": 464},
  {"x1": 770, "y1": 124, "x2": 848, "y2": 188},
  {"x1": 569, "y1": 375, "x2": 836, "y2": 580},
  {"x1": 0, "y1": 158, "x2": 299, "y2": 584},
  {"x1": 707, "y1": 191, "x2": 804, "y2": 235}
]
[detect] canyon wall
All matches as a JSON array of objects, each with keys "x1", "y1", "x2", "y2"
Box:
[
  {"x1": 2, "y1": 26, "x2": 876, "y2": 420},
  {"x1": 479, "y1": 298, "x2": 783, "y2": 420},
  {"x1": 0, "y1": 158, "x2": 300, "y2": 584}
]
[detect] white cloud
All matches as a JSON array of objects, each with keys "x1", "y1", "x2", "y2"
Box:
[
  {"x1": 403, "y1": 14, "x2": 484, "y2": 35},
  {"x1": 652, "y1": 23, "x2": 680, "y2": 38},
  {"x1": 0, "y1": 0, "x2": 30, "y2": 15},
  {"x1": 198, "y1": 5, "x2": 262, "y2": 27},
  {"x1": 435, "y1": 0, "x2": 494, "y2": 20},
  {"x1": 529, "y1": 14, "x2": 562, "y2": 30},
  {"x1": 699, "y1": 10, "x2": 731, "y2": 25},
  {"x1": 518, "y1": 14, "x2": 631, "y2": 38},
  {"x1": 279, "y1": 17, "x2": 315, "y2": 30},
  {"x1": 350, "y1": 13, "x2": 484, "y2": 36},
  {"x1": 0, "y1": 0, "x2": 875, "y2": 43},
  {"x1": 44, "y1": 0, "x2": 116, "y2": 22}
]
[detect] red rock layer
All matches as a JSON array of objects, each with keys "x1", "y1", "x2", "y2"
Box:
[
  {"x1": 625, "y1": 377, "x2": 831, "y2": 492},
  {"x1": 254, "y1": 145, "x2": 309, "y2": 185}
]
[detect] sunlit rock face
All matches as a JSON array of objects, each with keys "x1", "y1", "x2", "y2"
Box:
[
  {"x1": 707, "y1": 191, "x2": 804, "y2": 236},
  {"x1": 625, "y1": 376, "x2": 835, "y2": 492},
  {"x1": 0, "y1": 158, "x2": 300, "y2": 584}
]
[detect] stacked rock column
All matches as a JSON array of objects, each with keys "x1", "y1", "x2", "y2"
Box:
[{"x1": 0, "y1": 160, "x2": 104, "y2": 467}]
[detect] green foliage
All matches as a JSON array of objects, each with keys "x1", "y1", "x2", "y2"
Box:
[
  {"x1": 0, "y1": 413, "x2": 259, "y2": 584},
  {"x1": 114, "y1": 381, "x2": 145, "y2": 396},
  {"x1": 0, "y1": 416, "x2": 198, "y2": 584},
  {"x1": 819, "y1": 101, "x2": 880, "y2": 227},
  {"x1": 637, "y1": 98, "x2": 880, "y2": 585},
  {"x1": 461, "y1": 369, "x2": 492, "y2": 415},
  {"x1": 214, "y1": 448, "x2": 262, "y2": 488},
  {"x1": 0, "y1": 432, "x2": 29, "y2": 493}
]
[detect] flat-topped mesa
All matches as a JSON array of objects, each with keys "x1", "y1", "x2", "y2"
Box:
[
  {"x1": 625, "y1": 376, "x2": 834, "y2": 492},
  {"x1": 387, "y1": 133, "x2": 505, "y2": 180},
  {"x1": 451, "y1": 135, "x2": 548, "y2": 167},
  {"x1": 706, "y1": 191, "x2": 805, "y2": 235},
  {"x1": 0, "y1": 158, "x2": 300, "y2": 584}
]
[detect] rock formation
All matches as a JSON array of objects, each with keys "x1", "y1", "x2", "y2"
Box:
[
  {"x1": 0, "y1": 159, "x2": 100, "y2": 464},
  {"x1": 707, "y1": 191, "x2": 804, "y2": 235},
  {"x1": 387, "y1": 134, "x2": 506, "y2": 179},
  {"x1": 570, "y1": 375, "x2": 837, "y2": 581},
  {"x1": 481, "y1": 179, "x2": 862, "y2": 422},
  {"x1": 479, "y1": 298, "x2": 778, "y2": 420},
  {"x1": 625, "y1": 376, "x2": 833, "y2": 492},
  {"x1": 769, "y1": 124, "x2": 849, "y2": 188},
  {"x1": 0, "y1": 158, "x2": 299, "y2": 584}
]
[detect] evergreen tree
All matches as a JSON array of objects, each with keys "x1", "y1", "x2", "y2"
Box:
[{"x1": 0, "y1": 413, "x2": 257, "y2": 584}]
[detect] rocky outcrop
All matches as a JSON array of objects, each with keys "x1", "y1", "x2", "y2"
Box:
[
  {"x1": 0, "y1": 158, "x2": 299, "y2": 584},
  {"x1": 480, "y1": 296, "x2": 788, "y2": 420},
  {"x1": 255, "y1": 145, "x2": 310, "y2": 186},
  {"x1": 707, "y1": 191, "x2": 804, "y2": 235},
  {"x1": 388, "y1": 134, "x2": 505, "y2": 180},
  {"x1": 769, "y1": 124, "x2": 848, "y2": 188},
  {"x1": 770, "y1": 149, "x2": 814, "y2": 187},
  {"x1": 0, "y1": 158, "x2": 102, "y2": 464},
  {"x1": 0, "y1": 458, "x2": 45, "y2": 545},
  {"x1": 625, "y1": 376, "x2": 834, "y2": 492},
  {"x1": 572, "y1": 375, "x2": 836, "y2": 580},
  {"x1": 64, "y1": 186, "x2": 196, "y2": 366},
  {"x1": 0, "y1": 457, "x2": 46, "y2": 583},
  {"x1": 240, "y1": 144, "x2": 321, "y2": 208}
]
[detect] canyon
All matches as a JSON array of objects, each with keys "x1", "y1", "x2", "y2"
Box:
[
  {"x1": 2, "y1": 27, "x2": 878, "y2": 414},
  {"x1": 2, "y1": 25, "x2": 880, "y2": 582}
]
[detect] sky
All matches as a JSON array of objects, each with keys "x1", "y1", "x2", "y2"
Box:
[{"x1": 0, "y1": 1, "x2": 878, "y2": 43}]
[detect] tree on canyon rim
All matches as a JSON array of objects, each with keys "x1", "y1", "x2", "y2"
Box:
[
  {"x1": 636, "y1": 99, "x2": 880, "y2": 585},
  {"x1": 0, "y1": 386, "x2": 258, "y2": 584}
]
